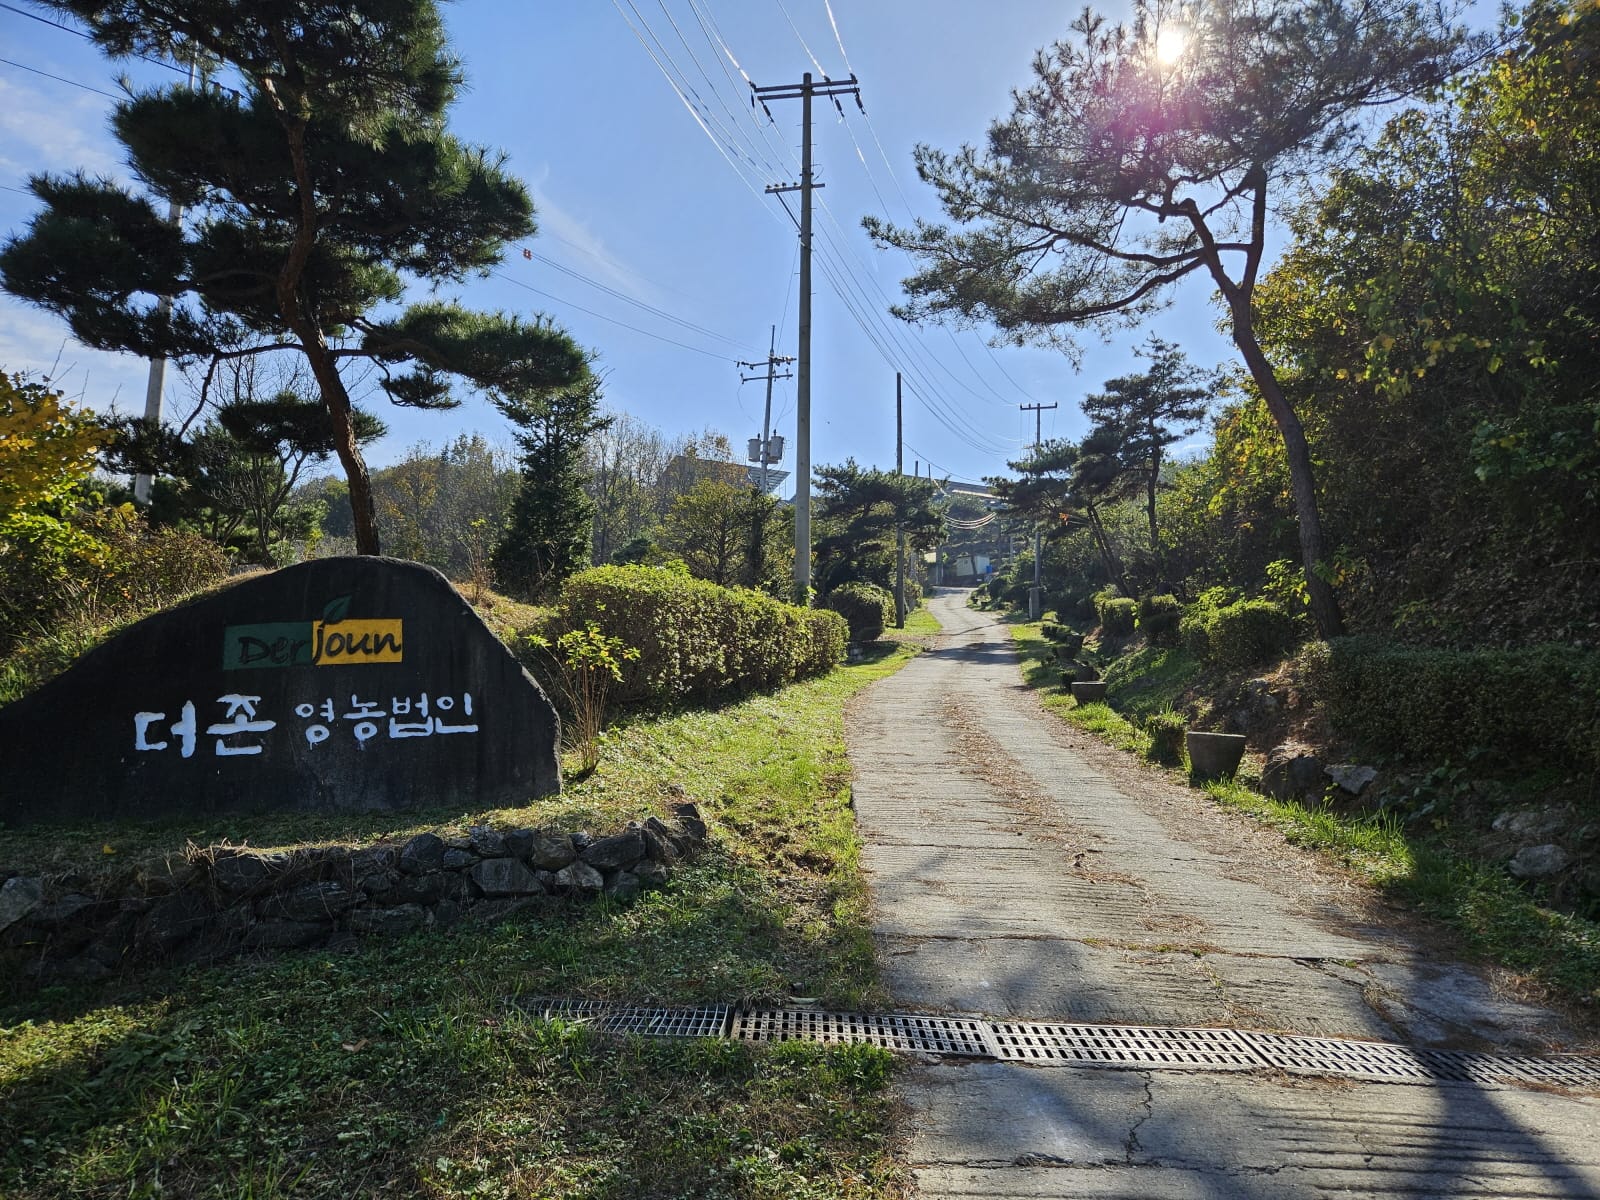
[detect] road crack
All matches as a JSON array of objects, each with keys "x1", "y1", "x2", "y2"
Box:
[{"x1": 1123, "y1": 1071, "x2": 1155, "y2": 1164}]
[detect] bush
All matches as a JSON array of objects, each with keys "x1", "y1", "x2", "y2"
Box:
[
  {"x1": 547, "y1": 566, "x2": 846, "y2": 707},
  {"x1": 1209, "y1": 600, "x2": 1297, "y2": 669},
  {"x1": 1137, "y1": 594, "x2": 1182, "y2": 645},
  {"x1": 1307, "y1": 637, "x2": 1600, "y2": 773},
  {"x1": 903, "y1": 576, "x2": 923, "y2": 612},
  {"x1": 1180, "y1": 594, "x2": 1297, "y2": 670},
  {"x1": 1095, "y1": 593, "x2": 1137, "y2": 637},
  {"x1": 1145, "y1": 709, "x2": 1187, "y2": 765},
  {"x1": 1, "y1": 503, "x2": 228, "y2": 667},
  {"x1": 827, "y1": 581, "x2": 895, "y2": 644}
]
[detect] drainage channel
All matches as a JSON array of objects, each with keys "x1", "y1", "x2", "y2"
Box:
[{"x1": 508, "y1": 998, "x2": 1600, "y2": 1091}]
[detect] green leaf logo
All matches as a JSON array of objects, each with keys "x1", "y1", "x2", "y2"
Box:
[{"x1": 321, "y1": 595, "x2": 352, "y2": 624}]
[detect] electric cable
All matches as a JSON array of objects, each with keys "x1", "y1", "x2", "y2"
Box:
[
  {"x1": 493, "y1": 269, "x2": 740, "y2": 363},
  {"x1": 523, "y1": 249, "x2": 757, "y2": 352},
  {"x1": 0, "y1": 2, "x2": 242, "y2": 96},
  {"x1": 0, "y1": 54, "x2": 120, "y2": 99}
]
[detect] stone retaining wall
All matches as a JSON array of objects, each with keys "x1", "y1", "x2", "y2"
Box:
[{"x1": 0, "y1": 803, "x2": 708, "y2": 989}]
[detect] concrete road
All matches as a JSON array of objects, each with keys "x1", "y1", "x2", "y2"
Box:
[{"x1": 846, "y1": 591, "x2": 1600, "y2": 1198}]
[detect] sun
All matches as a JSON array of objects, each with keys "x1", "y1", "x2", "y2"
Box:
[{"x1": 1155, "y1": 25, "x2": 1188, "y2": 67}]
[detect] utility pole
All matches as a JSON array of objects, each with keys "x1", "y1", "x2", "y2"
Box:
[
  {"x1": 135, "y1": 57, "x2": 198, "y2": 506},
  {"x1": 1020, "y1": 402, "x2": 1058, "y2": 620},
  {"x1": 754, "y1": 71, "x2": 861, "y2": 602},
  {"x1": 895, "y1": 371, "x2": 906, "y2": 628},
  {"x1": 737, "y1": 326, "x2": 794, "y2": 493}
]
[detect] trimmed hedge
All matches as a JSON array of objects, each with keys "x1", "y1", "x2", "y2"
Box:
[
  {"x1": 1182, "y1": 597, "x2": 1297, "y2": 669},
  {"x1": 1096, "y1": 596, "x2": 1138, "y2": 637},
  {"x1": 827, "y1": 581, "x2": 894, "y2": 644},
  {"x1": 548, "y1": 566, "x2": 847, "y2": 706},
  {"x1": 1137, "y1": 594, "x2": 1182, "y2": 645},
  {"x1": 1307, "y1": 637, "x2": 1600, "y2": 772}
]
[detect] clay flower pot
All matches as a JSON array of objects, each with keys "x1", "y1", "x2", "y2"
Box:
[
  {"x1": 1070, "y1": 681, "x2": 1108, "y2": 703},
  {"x1": 1186, "y1": 731, "x2": 1247, "y2": 779}
]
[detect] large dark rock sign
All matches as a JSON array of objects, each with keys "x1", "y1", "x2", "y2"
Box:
[{"x1": 0, "y1": 557, "x2": 561, "y2": 826}]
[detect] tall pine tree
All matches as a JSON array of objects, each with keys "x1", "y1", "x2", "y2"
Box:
[{"x1": 0, "y1": 0, "x2": 587, "y2": 554}]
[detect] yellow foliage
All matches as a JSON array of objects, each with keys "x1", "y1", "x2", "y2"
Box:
[{"x1": 0, "y1": 370, "x2": 106, "y2": 517}]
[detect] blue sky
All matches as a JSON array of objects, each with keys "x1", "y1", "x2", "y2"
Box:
[{"x1": 1, "y1": 0, "x2": 1253, "y2": 486}]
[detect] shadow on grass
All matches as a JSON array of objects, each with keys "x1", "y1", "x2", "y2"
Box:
[{"x1": 0, "y1": 846, "x2": 891, "y2": 1198}]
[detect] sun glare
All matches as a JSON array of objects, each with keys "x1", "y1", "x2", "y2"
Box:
[{"x1": 1155, "y1": 25, "x2": 1188, "y2": 67}]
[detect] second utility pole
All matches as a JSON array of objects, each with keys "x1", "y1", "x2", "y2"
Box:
[
  {"x1": 1020, "y1": 401, "x2": 1058, "y2": 620},
  {"x1": 895, "y1": 371, "x2": 906, "y2": 628},
  {"x1": 737, "y1": 327, "x2": 794, "y2": 493},
  {"x1": 754, "y1": 70, "x2": 860, "y2": 602}
]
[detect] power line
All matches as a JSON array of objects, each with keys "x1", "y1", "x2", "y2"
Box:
[
  {"x1": 772, "y1": 0, "x2": 830, "y2": 76},
  {"x1": 612, "y1": 4, "x2": 1016, "y2": 459},
  {"x1": 808, "y1": 0, "x2": 1043, "y2": 410},
  {"x1": 774, "y1": 184, "x2": 1014, "y2": 457},
  {"x1": 492, "y1": 269, "x2": 740, "y2": 363},
  {"x1": 523, "y1": 249, "x2": 756, "y2": 352},
  {"x1": 0, "y1": 2, "x2": 242, "y2": 95},
  {"x1": 0, "y1": 54, "x2": 121, "y2": 99}
]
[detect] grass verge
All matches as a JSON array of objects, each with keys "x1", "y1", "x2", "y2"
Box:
[
  {"x1": 0, "y1": 627, "x2": 935, "y2": 1199},
  {"x1": 1007, "y1": 620, "x2": 1600, "y2": 1010}
]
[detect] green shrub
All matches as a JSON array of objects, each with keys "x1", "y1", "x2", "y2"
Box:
[
  {"x1": 1209, "y1": 600, "x2": 1297, "y2": 669},
  {"x1": 548, "y1": 566, "x2": 846, "y2": 706},
  {"x1": 1178, "y1": 587, "x2": 1228, "y2": 658},
  {"x1": 1144, "y1": 709, "x2": 1187, "y2": 765},
  {"x1": 903, "y1": 577, "x2": 923, "y2": 612},
  {"x1": 1095, "y1": 594, "x2": 1137, "y2": 637},
  {"x1": 1180, "y1": 593, "x2": 1297, "y2": 670},
  {"x1": 0, "y1": 506, "x2": 228, "y2": 695},
  {"x1": 1307, "y1": 637, "x2": 1600, "y2": 772},
  {"x1": 1137, "y1": 594, "x2": 1182, "y2": 645},
  {"x1": 827, "y1": 581, "x2": 895, "y2": 644}
]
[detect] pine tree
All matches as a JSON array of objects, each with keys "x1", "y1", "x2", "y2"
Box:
[
  {"x1": 1081, "y1": 338, "x2": 1213, "y2": 588},
  {"x1": 867, "y1": 0, "x2": 1475, "y2": 637},
  {"x1": 0, "y1": 0, "x2": 587, "y2": 554},
  {"x1": 492, "y1": 380, "x2": 609, "y2": 600}
]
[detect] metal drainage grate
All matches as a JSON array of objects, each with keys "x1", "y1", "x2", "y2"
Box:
[
  {"x1": 602, "y1": 1005, "x2": 731, "y2": 1039},
  {"x1": 1246, "y1": 1036, "x2": 1600, "y2": 1090},
  {"x1": 512, "y1": 998, "x2": 729, "y2": 1039},
  {"x1": 509, "y1": 998, "x2": 1600, "y2": 1088},
  {"x1": 731, "y1": 1010, "x2": 993, "y2": 1057},
  {"x1": 515, "y1": 997, "x2": 613, "y2": 1022},
  {"x1": 990, "y1": 1022, "x2": 1263, "y2": 1070},
  {"x1": 1436, "y1": 1052, "x2": 1600, "y2": 1090}
]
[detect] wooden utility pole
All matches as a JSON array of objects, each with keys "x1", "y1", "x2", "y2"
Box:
[
  {"x1": 895, "y1": 371, "x2": 906, "y2": 628},
  {"x1": 753, "y1": 71, "x2": 861, "y2": 602},
  {"x1": 1020, "y1": 402, "x2": 1058, "y2": 620},
  {"x1": 737, "y1": 327, "x2": 794, "y2": 493}
]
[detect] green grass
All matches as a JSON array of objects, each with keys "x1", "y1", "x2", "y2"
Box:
[
  {"x1": 897, "y1": 606, "x2": 941, "y2": 637},
  {"x1": 0, "y1": 625, "x2": 937, "y2": 1199},
  {"x1": 1006, "y1": 621, "x2": 1600, "y2": 1010}
]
